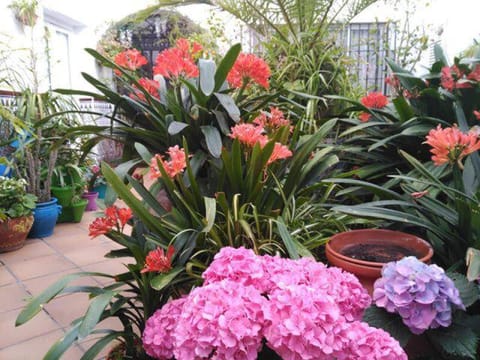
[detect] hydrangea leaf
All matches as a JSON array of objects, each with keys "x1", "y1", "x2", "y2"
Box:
[
  {"x1": 427, "y1": 324, "x2": 478, "y2": 359},
  {"x1": 362, "y1": 305, "x2": 411, "y2": 347},
  {"x1": 447, "y1": 271, "x2": 480, "y2": 308}
]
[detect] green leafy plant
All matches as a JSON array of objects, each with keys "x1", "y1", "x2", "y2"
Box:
[
  {"x1": 325, "y1": 44, "x2": 480, "y2": 268},
  {"x1": 8, "y1": 0, "x2": 38, "y2": 27},
  {"x1": 0, "y1": 176, "x2": 36, "y2": 220}
]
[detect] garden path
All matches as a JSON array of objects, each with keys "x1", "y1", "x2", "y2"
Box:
[{"x1": 0, "y1": 211, "x2": 126, "y2": 359}]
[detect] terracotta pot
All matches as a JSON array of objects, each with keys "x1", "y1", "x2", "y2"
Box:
[
  {"x1": 0, "y1": 215, "x2": 34, "y2": 252},
  {"x1": 326, "y1": 229, "x2": 433, "y2": 294}
]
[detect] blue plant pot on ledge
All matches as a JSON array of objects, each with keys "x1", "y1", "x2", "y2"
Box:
[
  {"x1": 28, "y1": 198, "x2": 62, "y2": 238},
  {"x1": 93, "y1": 183, "x2": 107, "y2": 199}
]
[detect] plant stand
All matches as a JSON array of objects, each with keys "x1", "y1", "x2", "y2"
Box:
[{"x1": 82, "y1": 191, "x2": 99, "y2": 211}]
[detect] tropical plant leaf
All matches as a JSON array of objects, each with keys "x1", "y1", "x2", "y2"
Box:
[
  {"x1": 362, "y1": 305, "x2": 411, "y2": 347},
  {"x1": 214, "y1": 43, "x2": 241, "y2": 91},
  {"x1": 168, "y1": 121, "x2": 189, "y2": 135},
  {"x1": 447, "y1": 272, "x2": 480, "y2": 308},
  {"x1": 427, "y1": 323, "x2": 478, "y2": 359},
  {"x1": 214, "y1": 93, "x2": 240, "y2": 122},
  {"x1": 43, "y1": 323, "x2": 81, "y2": 360},
  {"x1": 80, "y1": 331, "x2": 124, "y2": 360},
  {"x1": 150, "y1": 267, "x2": 184, "y2": 291},
  {"x1": 199, "y1": 59, "x2": 216, "y2": 96},
  {"x1": 78, "y1": 291, "x2": 116, "y2": 339},
  {"x1": 200, "y1": 125, "x2": 222, "y2": 158},
  {"x1": 202, "y1": 197, "x2": 216, "y2": 233}
]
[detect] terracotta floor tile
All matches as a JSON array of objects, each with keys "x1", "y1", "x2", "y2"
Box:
[
  {"x1": 0, "y1": 329, "x2": 84, "y2": 359},
  {"x1": 0, "y1": 308, "x2": 60, "y2": 348},
  {"x1": 0, "y1": 283, "x2": 29, "y2": 313},
  {"x1": 43, "y1": 293, "x2": 91, "y2": 328},
  {"x1": 0, "y1": 264, "x2": 16, "y2": 287},
  {"x1": 81, "y1": 260, "x2": 129, "y2": 285},
  {"x1": 7, "y1": 253, "x2": 77, "y2": 281},
  {"x1": 63, "y1": 244, "x2": 113, "y2": 266},
  {"x1": 45, "y1": 233, "x2": 93, "y2": 253},
  {"x1": 0, "y1": 239, "x2": 56, "y2": 265}
]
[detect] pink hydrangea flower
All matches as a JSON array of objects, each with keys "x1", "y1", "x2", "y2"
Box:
[
  {"x1": 338, "y1": 321, "x2": 408, "y2": 360},
  {"x1": 202, "y1": 247, "x2": 269, "y2": 291},
  {"x1": 142, "y1": 297, "x2": 186, "y2": 360},
  {"x1": 173, "y1": 280, "x2": 266, "y2": 360},
  {"x1": 262, "y1": 284, "x2": 345, "y2": 359}
]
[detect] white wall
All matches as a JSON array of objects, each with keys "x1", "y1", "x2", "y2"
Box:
[{"x1": 352, "y1": 0, "x2": 480, "y2": 72}]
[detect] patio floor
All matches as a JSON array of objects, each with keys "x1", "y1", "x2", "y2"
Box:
[{"x1": 0, "y1": 210, "x2": 127, "y2": 359}]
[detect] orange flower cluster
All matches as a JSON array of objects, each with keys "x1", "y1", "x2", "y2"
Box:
[
  {"x1": 88, "y1": 206, "x2": 133, "y2": 238},
  {"x1": 229, "y1": 112, "x2": 293, "y2": 166},
  {"x1": 114, "y1": 49, "x2": 148, "y2": 76},
  {"x1": 425, "y1": 125, "x2": 480, "y2": 166},
  {"x1": 153, "y1": 38, "x2": 202, "y2": 79},
  {"x1": 253, "y1": 107, "x2": 292, "y2": 132},
  {"x1": 359, "y1": 92, "x2": 389, "y2": 122},
  {"x1": 150, "y1": 145, "x2": 187, "y2": 179},
  {"x1": 227, "y1": 53, "x2": 271, "y2": 89},
  {"x1": 440, "y1": 65, "x2": 480, "y2": 92},
  {"x1": 130, "y1": 78, "x2": 160, "y2": 102},
  {"x1": 141, "y1": 245, "x2": 175, "y2": 274}
]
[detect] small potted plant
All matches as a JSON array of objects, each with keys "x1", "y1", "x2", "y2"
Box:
[
  {"x1": 82, "y1": 164, "x2": 104, "y2": 210},
  {"x1": 0, "y1": 176, "x2": 36, "y2": 252},
  {"x1": 8, "y1": 0, "x2": 38, "y2": 27}
]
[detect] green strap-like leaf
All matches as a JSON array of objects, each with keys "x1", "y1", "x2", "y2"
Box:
[
  {"x1": 214, "y1": 43, "x2": 241, "y2": 91},
  {"x1": 43, "y1": 322, "x2": 81, "y2": 360},
  {"x1": 80, "y1": 331, "x2": 123, "y2": 360},
  {"x1": 78, "y1": 291, "x2": 116, "y2": 339},
  {"x1": 202, "y1": 197, "x2": 216, "y2": 233},
  {"x1": 150, "y1": 267, "x2": 184, "y2": 290}
]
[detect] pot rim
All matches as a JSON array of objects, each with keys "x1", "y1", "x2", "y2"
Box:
[{"x1": 326, "y1": 229, "x2": 434, "y2": 267}]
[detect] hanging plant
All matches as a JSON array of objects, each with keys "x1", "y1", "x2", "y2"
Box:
[{"x1": 8, "y1": 0, "x2": 38, "y2": 27}]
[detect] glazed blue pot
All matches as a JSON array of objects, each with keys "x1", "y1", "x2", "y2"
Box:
[
  {"x1": 93, "y1": 183, "x2": 107, "y2": 199},
  {"x1": 0, "y1": 164, "x2": 11, "y2": 177},
  {"x1": 28, "y1": 198, "x2": 62, "y2": 238}
]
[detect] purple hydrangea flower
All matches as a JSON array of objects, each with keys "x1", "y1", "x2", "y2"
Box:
[{"x1": 373, "y1": 256, "x2": 465, "y2": 334}]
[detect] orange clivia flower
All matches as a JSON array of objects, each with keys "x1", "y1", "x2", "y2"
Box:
[
  {"x1": 117, "y1": 207, "x2": 133, "y2": 227},
  {"x1": 411, "y1": 190, "x2": 429, "y2": 199},
  {"x1": 474, "y1": 110, "x2": 480, "y2": 121},
  {"x1": 441, "y1": 65, "x2": 472, "y2": 91},
  {"x1": 358, "y1": 112, "x2": 372, "y2": 123},
  {"x1": 361, "y1": 92, "x2": 388, "y2": 109},
  {"x1": 130, "y1": 78, "x2": 160, "y2": 102},
  {"x1": 88, "y1": 217, "x2": 115, "y2": 238},
  {"x1": 150, "y1": 145, "x2": 187, "y2": 179},
  {"x1": 114, "y1": 49, "x2": 148, "y2": 76},
  {"x1": 253, "y1": 107, "x2": 292, "y2": 131},
  {"x1": 229, "y1": 123, "x2": 268, "y2": 147},
  {"x1": 227, "y1": 53, "x2": 271, "y2": 89},
  {"x1": 267, "y1": 142, "x2": 293, "y2": 165},
  {"x1": 89, "y1": 205, "x2": 132, "y2": 238},
  {"x1": 425, "y1": 125, "x2": 480, "y2": 166},
  {"x1": 141, "y1": 246, "x2": 175, "y2": 273},
  {"x1": 175, "y1": 38, "x2": 203, "y2": 60},
  {"x1": 468, "y1": 64, "x2": 480, "y2": 82},
  {"x1": 153, "y1": 39, "x2": 201, "y2": 80}
]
